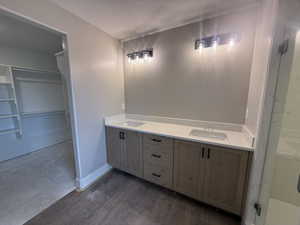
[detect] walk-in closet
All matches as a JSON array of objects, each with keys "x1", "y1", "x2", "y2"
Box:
[{"x1": 0, "y1": 10, "x2": 75, "y2": 225}]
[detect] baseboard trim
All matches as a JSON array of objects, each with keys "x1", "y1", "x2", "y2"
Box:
[{"x1": 75, "y1": 163, "x2": 112, "y2": 191}]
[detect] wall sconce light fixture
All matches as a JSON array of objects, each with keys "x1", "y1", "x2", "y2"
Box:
[
  {"x1": 127, "y1": 49, "x2": 153, "y2": 62},
  {"x1": 195, "y1": 33, "x2": 239, "y2": 50}
]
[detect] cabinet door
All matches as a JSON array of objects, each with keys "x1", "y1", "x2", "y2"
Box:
[
  {"x1": 203, "y1": 146, "x2": 249, "y2": 215},
  {"x1": 123, "y1": 130, "x2": 142, "y2": 177},
  {"x1": 174, "y1": 140, "x2": 204, "y2": 199},
  {"x1": 106, "y1": 127, "x2": 123, "y2": 169}
]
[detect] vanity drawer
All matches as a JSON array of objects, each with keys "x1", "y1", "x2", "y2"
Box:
[
  {"x1": 143, "y1": 163, "x2": 172, "y2": 189},
  {"x1": 143, "y1": 147, "x2": 173, "y2": 168},
  {"x1": 143, "y1": 134, "x2": 173, "y2": 150}
]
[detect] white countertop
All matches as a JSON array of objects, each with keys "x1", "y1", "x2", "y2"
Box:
[{"x1": 105, "y1": 114, "x2": 254, "y2": 152}]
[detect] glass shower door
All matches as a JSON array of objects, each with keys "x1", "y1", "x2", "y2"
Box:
[{"x1": 257, "y1": 28, "x2": 300, "y2": 225}]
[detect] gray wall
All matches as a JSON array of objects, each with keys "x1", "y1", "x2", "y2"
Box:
[
  {"x1": 124, "y1": 10, "x2": 257, "y2": 124},
  {"x1": 0, "y1": 0, "x2": 124, "y2": 180},
  {"x1": 0, "y1": 45, "x2": 70, "y2": 162}
]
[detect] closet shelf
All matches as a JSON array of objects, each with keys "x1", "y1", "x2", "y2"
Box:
[
  {"x1": 0, "y1": 82, "x2": 12, "y2": 85},
  {"x1": 12, "y1": 67, "x2": 60, "y2": 75},
  {"x1": 21, "y1": 111, "x2": 65, "y2": 118},
  {"x1": 0, "y1": 114, "x2": 19, "y2": 119},
  {"x1": 15, "y1": 77, "x2": 62, "y2": 84},
  {"x1": 0, "y1": 128, "x2": 20, "y2": 136},
  {"x1": 0, "y1": 98, "x2": 16, "y2": 102}
]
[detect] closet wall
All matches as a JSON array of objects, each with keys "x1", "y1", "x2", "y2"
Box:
[{"x1": 0, "y1": 45, "x2": 71, "y2": 162}]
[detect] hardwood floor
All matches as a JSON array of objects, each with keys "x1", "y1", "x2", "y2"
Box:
[{"x1": 25, "y1": 170, "x2": 241, "y2": 225}]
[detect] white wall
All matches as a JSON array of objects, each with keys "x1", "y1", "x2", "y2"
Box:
[
  {"x1": 124, "y1": 9, "x2": 257, "y2": 124},
  {"x1": 245, "y1": 6, "x2": 277, "y2": 137},
  {"x1": 0, "y1": 0, "x2": 124, "y2": 183}
]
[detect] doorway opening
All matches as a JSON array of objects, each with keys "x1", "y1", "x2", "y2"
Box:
[{"x1": 0, "y1": 8, "x2": 78, "y2": 225}]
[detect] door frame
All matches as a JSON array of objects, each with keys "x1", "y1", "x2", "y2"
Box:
[
  {"x1": 242, "y1": 1, "x2": 281, "y2": 223},
  {"x1": 0, "y1": 6, "x2": 82, "y2": 183}
]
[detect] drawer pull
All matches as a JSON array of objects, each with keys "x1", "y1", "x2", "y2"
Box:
[
  {"x1": 119, "y1": 132, "x2": 125, "y2": 140},
  {"x1": 152, "y1": 154, "x2": 161, "y2": 158},
  {"x1": 151, "y1": 138, "x2": 162, "y2": 143},
  {"x1": 152, "y1": 173, "x2": 161, "y2": 178}
]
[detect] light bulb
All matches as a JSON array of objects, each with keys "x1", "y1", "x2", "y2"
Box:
[
  {"x1": 144, "y1": 53, "x2": 149, "y2": 61},
  {"x1": 229, "y1": 38, "x2": 235, "y2": 47},
  {"x1": 199, "y1": 43, "x2": 204, "y2": 50},
  {"x1": 212, "y1": 40, "x2": 218, "y2": 49},
  {"x1": 197, "y1": 43, "x2": 203, "y2": 55}
]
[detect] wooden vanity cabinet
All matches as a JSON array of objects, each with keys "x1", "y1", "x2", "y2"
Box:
[
  {"x1": 202, "y1": 145, "x2": 249, "y2": 215},
  {"x1": 143, "y1": 134, "x2": 174, "y2": 189},
  {"x1": 173, "y1": 140, "x2": 205, "y2": 199},
  {"x1": 173, "y1": 140, "x2": 250, "y2": 215},
  {"x1": 106, "y1": 127, "x2": 251, "y2": 216},
  {"x1": 105, "y1": 127, "x2": 143, "y2": 177},
  {"x1": 106, "y1": 127, "x2": 123, "y2": 170}
]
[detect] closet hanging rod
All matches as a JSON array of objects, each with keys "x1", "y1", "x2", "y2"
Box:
[
  {"x1": 0, "y1": 98, "x2": 15, "y2": 102},
  {"x1": 21, "y1": 110, "x2": 65, "y2": 118},
  {"x1": 0, "y1": 128, "x2": 20, "y2": 136},
  {"x1": 15, "y1": 77, "x2": 62, "y2": 84},
  {"x1": 12, "y1": 67, "x2": 60, "y2": 75},
  {"x1": 54, "y1": 50, "x2": 65, "y2": 56}
]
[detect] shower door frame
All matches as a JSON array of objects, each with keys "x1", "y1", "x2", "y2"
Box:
[{"x1": 255, "y1": 23, "x2": 298, "y2": 225}]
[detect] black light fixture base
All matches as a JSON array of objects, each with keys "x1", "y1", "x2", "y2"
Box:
[{"x1": 195, "y1": 33, "x2": 239, "y2": 49}]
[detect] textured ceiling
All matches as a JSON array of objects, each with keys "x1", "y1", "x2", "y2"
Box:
[
  {"x1": 0, "y1": 10, "x2": 62, "y2": 54},
  {"x1": 48, "y1": 0, "x2": 260, "y2": 40}
]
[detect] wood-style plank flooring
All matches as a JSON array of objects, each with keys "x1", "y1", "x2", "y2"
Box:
[{"x1": 25, "y1": 170, "x2": 241, "y2": 225}]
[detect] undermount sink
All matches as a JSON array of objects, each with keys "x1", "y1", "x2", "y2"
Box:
[
  {"x1": 119, "y1": 121, "x2": 145, "y2": 127},
  {"x1": 189, "y1": 129, "x2": 227, "y2": 140}
]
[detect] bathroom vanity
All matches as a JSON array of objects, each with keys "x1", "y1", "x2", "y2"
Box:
[{"x1": 105, "y1": 116, "x2": 253, "y2": 216}]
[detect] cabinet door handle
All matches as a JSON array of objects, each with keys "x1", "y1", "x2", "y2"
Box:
[
  {"x1": 119, "y1": 132, "x2": 125, "y2": 140},
  {"x1": 202, "y1": 148, "x2": 205, "y2": 158},
  {"x1": 207, "y1": 148, "x2": 211, "y2": 159},
  {"x1": 152, "y1": 173, "x2": 161, "y2": 178},
  {"x1": 297, "y1": 174, "x2": 300, "y2": 193},
  {"x1": 151, "y1": 138, "x2": 162, "y2": 143},
  {"x1": 152, "y1": 154, "x2": 161, "y2": 158}
]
